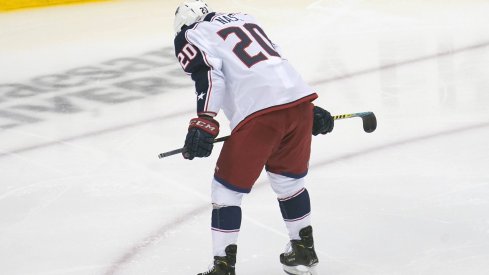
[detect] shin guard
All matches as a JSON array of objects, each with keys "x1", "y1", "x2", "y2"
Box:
[
  {"x1": 211, "y1": 205, "x2": 242, "y2": 257},
  {"x1": 278, "y1": 188, "x2": 312, "y2": 240}
]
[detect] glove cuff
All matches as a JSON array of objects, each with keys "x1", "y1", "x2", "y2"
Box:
[{"x1": 189, "y1": 117, "x2": 220, "y2": 137}]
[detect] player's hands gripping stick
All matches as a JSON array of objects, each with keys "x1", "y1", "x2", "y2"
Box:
[
  {"x1": 183, "y1": 116, "x2": 220, "y2": 160},
  {"x1": 158, "y1": 111, "x2": 375, "y2": 159},
  {"x1": 312, "y1": 106, "x2": 334, "y2": 136}
]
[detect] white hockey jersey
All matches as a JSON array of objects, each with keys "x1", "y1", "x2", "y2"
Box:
[{"x1": 174, "y1": 12, "x2": 317, "y2": 132}]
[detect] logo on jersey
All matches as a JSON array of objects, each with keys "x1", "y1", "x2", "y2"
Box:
[{"x1": 197, "y1": 92, "x2": 206, "y2": 100}]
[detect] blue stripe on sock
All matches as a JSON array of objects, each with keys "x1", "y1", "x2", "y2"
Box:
[
  {"x1": 278, "y1": 189, "x2": 311, "y2": 221},
  {"x1": 212, "y1": 206, "x2": 242, "y2": 231}
]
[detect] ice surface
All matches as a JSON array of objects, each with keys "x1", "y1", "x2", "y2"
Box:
[{"x1": 1, "y1": 0, "x2": 489, "y2": 274}]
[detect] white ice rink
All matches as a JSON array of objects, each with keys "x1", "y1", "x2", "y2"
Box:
[{"x1": 1, "y1": 0, "x2": 489, "y2": 274}]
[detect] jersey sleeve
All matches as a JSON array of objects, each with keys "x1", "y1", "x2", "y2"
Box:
[{"x1": 174, "y1": 28, "x2": 225, "y2": 117}]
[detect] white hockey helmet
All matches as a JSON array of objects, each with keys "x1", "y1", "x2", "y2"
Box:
[{"x1": 174, "y1": 0, "x2": 213, "y2": 34}]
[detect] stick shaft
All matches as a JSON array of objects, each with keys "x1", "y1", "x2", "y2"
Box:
[{"x1": 333, "y1": 111, "x2": 373, "y2": 120}]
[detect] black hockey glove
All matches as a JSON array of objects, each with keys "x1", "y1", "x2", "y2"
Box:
[
  {"x1": 182, "y1": 116, "x2": 220, "y2": 160},
  {"x1": 312, "y1": 106, "x2": 334, "y2": 136}
]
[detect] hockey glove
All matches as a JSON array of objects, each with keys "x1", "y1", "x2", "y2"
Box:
[
  {"x1": 312, "y1": 106, "x2": 334, "y2": 136},
  {"x1": 182, "y1": 116, "x2": 220, "y2": 160}
]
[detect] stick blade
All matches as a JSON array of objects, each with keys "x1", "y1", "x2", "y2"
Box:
[{"x1": 360, "y1": 112, "x2": 377, "y2": 133}]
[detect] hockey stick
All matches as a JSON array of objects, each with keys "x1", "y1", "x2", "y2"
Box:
[
  {"x1": 158, "y1": 136, "x2": 228, "y2": 159},
  {"x1": 158, "y1": 111, "x2": 376, "y2": 159},
  {"x1": 332, "y1": 111, "x2": 377, "y2": 133}
]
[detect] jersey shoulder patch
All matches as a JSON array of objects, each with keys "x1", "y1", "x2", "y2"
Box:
[{"x1": 174, "y1": 30, "x2": 209, "y2": 73}]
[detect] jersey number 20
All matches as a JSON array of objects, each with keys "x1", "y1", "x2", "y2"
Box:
[{"x1": 218, "y1": 23, "x2": 281, "y2": 68}]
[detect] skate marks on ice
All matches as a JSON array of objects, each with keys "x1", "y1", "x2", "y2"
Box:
[
  {"x1": 312, "y1": 121, "x2": 489, "y2": 167},
  {"x1": 0, "y1": 108, "x2": 191, "y2": 159},
  {"x1": 102, "y1": 120, "x2": 489, "y2": 275},
  {"x1": 103, "y1": 206, "x2": 206, "y2": 275},
  {"x1": 0, "y1": 39, "x2": 486, "y2": 274},
  {"x1": 1, "y1": 39, "x2": 488, "y2": 159},
  {"x1": 310, "y1": 40, "x2": 489, "y2": 86}
]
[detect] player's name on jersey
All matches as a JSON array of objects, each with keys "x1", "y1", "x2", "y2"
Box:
[
  {"x1": 0, "y1": 47, "x2": 191, "y2": 130},
  {"x1": 213, "y1": 14, "x2": 242, "y2": 25}
]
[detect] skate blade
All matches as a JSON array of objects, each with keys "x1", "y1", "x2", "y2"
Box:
[{"x1": 283, "y1": 264, "x2": 318, "y2": 275}]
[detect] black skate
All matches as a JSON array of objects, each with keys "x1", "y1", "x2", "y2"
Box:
[
  {"x1": 280, "y1": 226, "x2": 318, "y2": 275},
  {"x1": 198, "y1": 244, "x2": 237, "y2": 275}
]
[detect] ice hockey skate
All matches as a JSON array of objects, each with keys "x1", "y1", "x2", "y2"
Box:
[
  {"x1": 198, "y1": 244, "x2": 237, "y2": 275},
  {"x1": 280, "y1": 226, "x2": 319, "y2": 275}
]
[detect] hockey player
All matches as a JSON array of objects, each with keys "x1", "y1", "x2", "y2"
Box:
[{"x1": 173, "y1": 1, "x2": 334, "y2": 274}]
